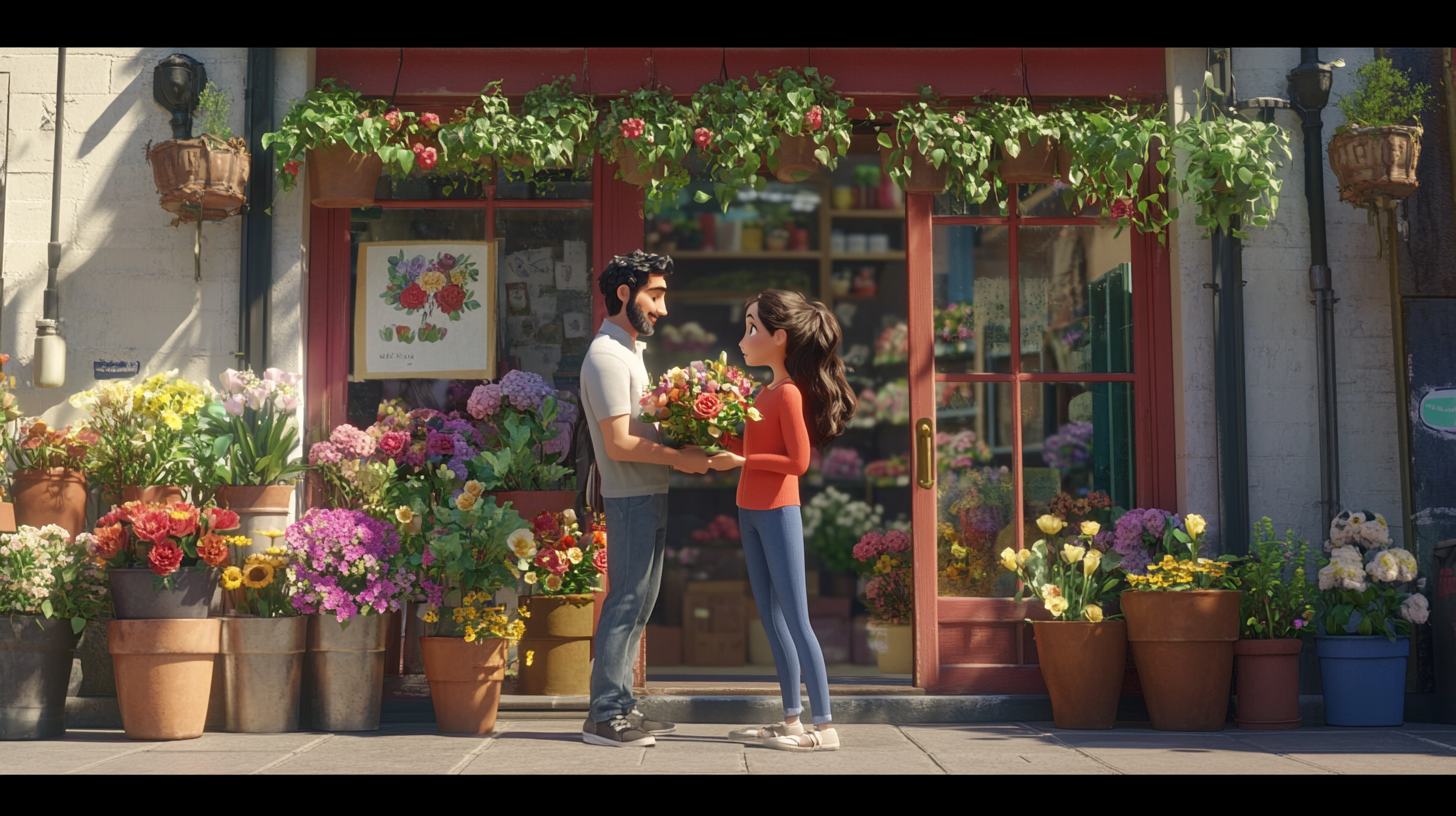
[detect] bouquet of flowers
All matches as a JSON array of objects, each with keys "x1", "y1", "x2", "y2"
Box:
[
  {"x1": 88, "y1": 502, "x2": 243, "y2": 580},
  {"x1": 466, "y1": 370, "x2": 578, "y2": 490},
  {"x1": 283, "y1": 508, "x2": 417, "y2": 621},
  {"x1": 690, "y1": 514, "x2": 740, "y2": 547},
  {"x1": 819, "y1": 447, "x2": 864, "y2": 481},
  {"x1": 935, "y1": 430, "x2": 992, "y2": 474},
  {"x1": 1314, "y1": 509, "x2": 1427, "y2": 640},
  {"x1": 854, "y1": 530, "x2": 912, "y2": 624},
  {"x1": 871, "y1": 379, "x2": 909, "y2": 425},
  {"x1": 934, "y1": 302, "x2": 975, "y2": 357},
  {"x1": 939, "y1": 466, "x2": 1014, "y2": 596},
  {"x1": 873, "y1": 322, "x2": 908, "y2": 366},
  {"x1": 517, "y1": 508, "x2": 607, "y2": 595},
  {"x1": 368, "y1": 400, "x2": 486, "y2": 481},
  {"x1": 1, "y1": 525, "x2": 109, "y2": 633},
  {"x1": 1238, "y1": 518, "x2": 1314, "y2": 639},
  {"x1": 220, "y1": 544, "x2": 295, "y2": 618},
  {"x1": 197, "y1": 368, "x2": 307, "y2": 489},
  {"x1": 1121, "y1": 513, "x2": 1237, "y2": 591},
  {"x1": 69, "y1": 370, "x2": 209, "y2": 494},
  {"x1": 1043, "y1": 421, "x2": 1093, "y2": 474},
  {"x1": 803, "y1": 486, "x2": 887, "y2": 575},
  {"x1": 1001, "y1": 516, "x2": 1124, "y2": 622},
  {"x1": 639, "y1": 352, "x2": 761, "y2": 455}
]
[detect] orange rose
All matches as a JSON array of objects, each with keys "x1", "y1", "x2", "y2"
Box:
[{"x1": 196, "y1": 533, "x2": 230, "y2": 567}]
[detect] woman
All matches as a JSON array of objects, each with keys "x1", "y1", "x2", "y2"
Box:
[{"x1": 711, "y1": 289, "x2": 856, "y2": 752}]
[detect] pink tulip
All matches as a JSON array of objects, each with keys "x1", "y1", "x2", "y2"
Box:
[{"x1": 223, "y1": 394, "x2": 246, "y2": 417}]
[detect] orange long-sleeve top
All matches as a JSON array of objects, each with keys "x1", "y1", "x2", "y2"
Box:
[{"x1": 726, "y1": 380, "x2": 812, "y2": 510}]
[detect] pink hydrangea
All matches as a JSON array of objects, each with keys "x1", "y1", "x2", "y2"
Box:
[
  {"x1": 330, "y1": 423, "x2": 377, "y2": 460},
  {"x1": 467, "y1": 383, "x2": 502, "y2": 419},
  {"x1": 309, "y1": 441, "x2": 342, "y2": 465}
]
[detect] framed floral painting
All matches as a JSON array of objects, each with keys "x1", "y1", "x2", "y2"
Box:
[{"x1": 353, "y1": 240, "x2": 497, "y2": 380}]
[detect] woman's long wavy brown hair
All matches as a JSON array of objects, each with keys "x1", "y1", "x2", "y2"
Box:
[{"x1": 745, "y1": 289, "x2": 856, "y2": 449}]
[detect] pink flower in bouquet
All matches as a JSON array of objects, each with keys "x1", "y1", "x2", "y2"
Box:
[
  {"x1": 331, "y1": 424, "x2": 377, "y2": 459},
  {"x1": 593, "y1": 548, "x2": 608, "y2": 575},
  {"x1": 692, "y1": 392, "x2": 723, "y2": 420},
  {"x1": 535, "y1": 548, "x2": 570, "y2": 576},
  {"x1": 419, "y1": 112, "x2": 440, "y2": 129},
  {"x1": 412, "y1": 144, "x2": 437, "y2": 171},
  {"x1": 378, "y1": 430, "x2": 410, "y2": 459},
  {"x1": 310, "y1": 441, "x2": 342, "y2": 465}
]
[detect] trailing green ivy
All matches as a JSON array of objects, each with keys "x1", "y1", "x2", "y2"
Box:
[
  {"x1": 261, "y1": 78, "x2": 421, "y2": 195},
  {"x1": 876, "y1": 86, "x2": 995, "y2": 204},
  {"x1": 603, "y1": 88, "x2": 695, "y2": 208},
  {"x1": 1063, "y1": 99, "x2": 1174, "y2": 239}
]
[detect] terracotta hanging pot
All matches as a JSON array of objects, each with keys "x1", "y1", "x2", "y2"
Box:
[
  {"x1": 1122, "y1": 590, "x2": 1240, "y2": 731},
  {"x1": 421, "y1": 636, "x2": 508, "y2": 734},
  {"x1": 109, "y1": 618, "x2": 221, "y2": 740},
  {"x1": 121, "y1": 485, "x2": 185, "y2": 505},
  {"x1": 1033, "y1": 620, "x2": 1127, "y2": 730},
  {"x1": 770, "y1": 133, "x2": 822, "y2": 183},
  {"x1": 517, "y1": 594, "x2": 595, "y2": 696},
  {"x1": 1328, "y1": 125, "x2": 1422, "y2": 204},
  {"x1": 146, "y1": 136, "x2": 250, "y2": 222},
  {"x1": 216, "y1": 484, "x2": 294, "y2": 562},
  {"x1": 614, "y1": 139, "x2": 669, "y2": 188},
  {"x1": 10, "y1": 468, "x2": 88, "y2": 543},
  {"x1": 880, "y1": 136, "x2": 950, "y2": 194},
  {"x1": 1233, "y1": 637, "x2": 1303, "y2": 730},
  {"x1": 306, "y1": 142, "x2": 383, "y2": 208},
  {"x1": 490, "y1": 490, "x2": 577, "y2": 523},
  {"x1": 998, "y1": 134, "x2": 1071, "y2": 185}
]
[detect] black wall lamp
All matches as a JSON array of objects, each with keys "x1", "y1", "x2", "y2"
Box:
[{"x1": 153, "y1": 53, "x2": 207, "y2": 140}]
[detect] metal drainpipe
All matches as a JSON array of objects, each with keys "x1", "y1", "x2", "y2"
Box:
[
  {"x1": 1208, "y1": 49, "x2": 1251, "y2": 555},
  {"x1": 1289, "y1": 48, "x2": 1340, "y2": 534},
  {"x1": 237, "y1": 48, "x2": 275, "y2": 374},
  {"x1": 43, "y1": 48, "x2": 66, "y2": 325}
]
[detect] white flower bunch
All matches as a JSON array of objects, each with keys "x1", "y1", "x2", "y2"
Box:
[
  {"x1": 802, "y1": 486, "x2": 885, "y2": 545},
  {"x1": 0, "y1": 524, "x2": 108, "y2": 621},
  {"x1": 1318, "y1": 546, "x2": 1368, "y2": 592},
  {"x1": 1365, "y1": 547, "x2": 1418, "y2": 584},
  {"x1": 1328, "y1": 509, "x2": 1391, "y2": 551},
  {"x1": 1401, "y1": 593, "x2": 1430, "y2": 625}
]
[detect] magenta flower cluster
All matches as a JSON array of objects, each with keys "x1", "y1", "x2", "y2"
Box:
[
  {"x1": 284, "y1": 508, "x2": 417, "y2": 621},
  {"x1": 853, "y1": 530, "x2": 911, "y2": 562}
]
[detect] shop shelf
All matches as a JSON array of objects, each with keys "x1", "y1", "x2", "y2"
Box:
[
  {"x1": 829, "y1": 208, "x2": 905, "y2": 219},
  {"x1": 831, "y1": 252, "x2": 904, "y2": 261},
  {"x1": 669, "y1": 250, "x2": 820, "y2": 260}
]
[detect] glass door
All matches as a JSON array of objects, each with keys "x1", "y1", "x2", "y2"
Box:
[{"x1": 908, "y1": 187, "x2": 1137, "y2": 693}]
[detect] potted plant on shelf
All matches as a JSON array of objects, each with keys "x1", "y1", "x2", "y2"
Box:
[
  {"x1": 263, "y1": 78, "x2": 422, "y2": 208},
  {"x1": 998, "y1": 516, "x2": 1125, "y2": 729},
  {"x1": 0, "y1": 352, "x2": 19, "y2": 533},
  {"x1": 804, "y1": 486, "x2": 888, "y2": 595},
  {"x1": 2, "y1": 417, "x2": 96, "y2": 542},
  {"x1": 283, "y1": 507, "x2": 417, "y2": 732},
  {"x1": 853, "y1": 529, "x2": 913, "y2": 674},
  {"x1": 1328, "y1": 58, "x2": 1429, "y2": 207},
  {"x1": 1231, "y1": 518, "x2": 1314, "y2": 730},
  {"x1": 87, "y1": 501, "x2": 238, "y2": 619},
  {"x1": 758, "y1": 66, "x2": 852, "y2": 184},
  {"x1": 395, "y1": 468, "x2": 529, "y2": 733},
  {"x1": 1171, "y1": 71, "x2": 1291, "y2": 240},
  {"x1": 69, "y1": 370, "x2": 208, "y2": 507},
  {"x1": 1119, "y1": 510, "x2": 1241, "y2": 731},
  {"x1": 214, "y1": 542, "x2": 305, "y2": 733},
  {"x1": 1313, "y1": 509, "x2": 1427, "y2": 727},
  {"x1": 1061, "y1": 99, "x2": 1175, "y2": 240},
  {"x1": 0, "y1": 525, "x2": 108, "y2": 740},
  {"x1": 464, "y1": 371, "x2": 578, "y2": 519},
  {"x1": 604, "y1": 87, "x2": 694, "y2": 206},
  {"x1": 147, "y1": 80, "x2": 250, "y2": 224},
  {"x1": 505, "y1": 75, "x2": 598, "y2": 179},
  {"x1": 878, "y1": 86, "x2": 995, "y2": 200},
  {"x1": 198, "y1": 368, "x2": 307, "y2": 560},
  {"x1": 515, "y1": 507, "x2": 607, "y2": 697}
]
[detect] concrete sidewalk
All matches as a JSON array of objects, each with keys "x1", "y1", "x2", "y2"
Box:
[{"x1": 7, "y1": 721, "x2": 1456, "y2": 774}]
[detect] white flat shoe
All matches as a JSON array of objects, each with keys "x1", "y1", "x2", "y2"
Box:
[
  {"x1": 764, "y1": 727, "x2": 840, "y2": 752},
  {"x1": 727, "y1": 721, "x2": 804, "y2": 743}
]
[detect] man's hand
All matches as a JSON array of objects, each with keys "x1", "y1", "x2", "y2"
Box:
[
  {"x1": 673, "y1": 446, "x2": 711, "y2": 474},
  {"x1": 708, "y1": 451, "x2": 745, "y2": 471}
]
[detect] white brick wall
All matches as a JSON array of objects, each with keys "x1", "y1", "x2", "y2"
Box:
[
  {"x1": 1167, "y1": 48, "x2": 1403, "y2": 550},
  {"x1": 0, "y1": 48, "x2": 309, "y2": 427}
]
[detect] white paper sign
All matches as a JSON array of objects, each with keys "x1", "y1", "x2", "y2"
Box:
[{"x1": 562, "y1": 312, "x2": 589, "y2": 339}]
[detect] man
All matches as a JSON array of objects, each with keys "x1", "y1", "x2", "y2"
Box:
[{"x1": 579, "y1": 249, "x2": 710, "y2": 748}]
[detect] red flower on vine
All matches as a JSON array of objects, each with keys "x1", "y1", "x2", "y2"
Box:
[
  {"x1": 619, "y1": 118, "x2": 645, "y2": 140},
  {"x1": 805, "y1": 106, "x2": 823, "y2": 131}
]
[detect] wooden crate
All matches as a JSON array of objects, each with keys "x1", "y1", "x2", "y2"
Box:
[{"x1": 684, "y1": 580, "x2": 747, "y2": 666}]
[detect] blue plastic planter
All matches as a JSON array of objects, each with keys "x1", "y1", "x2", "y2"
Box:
[{"x1": 1316, "y1": 635, "x2": 1409, "y2": 726}]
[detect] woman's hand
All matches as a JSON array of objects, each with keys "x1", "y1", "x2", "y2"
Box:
[{"x1": 708, "y1": 451, "x2": 746, "y2": 471}]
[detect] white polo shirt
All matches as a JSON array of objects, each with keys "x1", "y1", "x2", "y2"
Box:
[{"x1": 580, "y1": 320, "x2": 670, "y2": 498}]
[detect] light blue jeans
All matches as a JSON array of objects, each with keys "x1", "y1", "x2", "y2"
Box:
[
  {"x1": 740, "y1": 505, "x2": 832, "y2": 724},
  {"x1": 589, "y1": 492, "x2": 668, "y2": 723}
]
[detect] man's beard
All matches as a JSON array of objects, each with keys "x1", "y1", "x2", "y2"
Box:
[{"x1": 627, "y1": 298, "x2": 654, "y2": 336}]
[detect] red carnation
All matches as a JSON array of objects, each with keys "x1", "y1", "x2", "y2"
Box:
[
  {"x1": 147, "y1": 541, "x2": 184, "y2": 576},
  {"x1": 284, "y1": 160, "x2": 301, "y2": 177},
  {"x1": 205, "y1": 507, "x2": 241, "y2": 532},
  {"x1": 619, "y1": 117, "x2": 645, "y2": 140},
  {"x1": 399, "y1": 283, "x2": 428, "y2": 310},
  {"x1": 434, "y1": 284, "x2": 466, "y2": 315},
  {"x1": 694, "y1": 127, "x2": 714, "y2": 150},
  {"x1": 167, "y1": 503, "x2": 200, "y2": 538},
  {"x1": 692, "y1": 392, "x2": 723, "y2": 420},
  {"x1": 592, "y1": 548, "x2": 608, "y2": 575},
  {"x1": 533, "y1": 511, "x2": 560, "y2": 537},
  {"x1": 412, "y1": 143, "x2": 437, "y2": 171},
  {"x1": 805, "y1": 106, "x2": 823, "y2": 131},
  {"x1": 132, "y1": 507, "x2": 176, "y2": 546}
]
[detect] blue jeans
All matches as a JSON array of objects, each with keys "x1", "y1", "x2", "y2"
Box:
[
  {"x1": 740, "y1": 506, "x2": 832, "y2": 724},
  {"x1": 589, "y1": 493, "x2": 668, "y2": 722}
]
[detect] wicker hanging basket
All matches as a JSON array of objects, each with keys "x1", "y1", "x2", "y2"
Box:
[
  {"x1": 1328, "y1": 125, "x2": 1422, "y2": 205},
  {"x1": 146, "y1": 136, "x2": 250, "y2": 222}
]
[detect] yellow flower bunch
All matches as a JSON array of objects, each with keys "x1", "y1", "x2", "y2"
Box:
[
  {"x1": 432, "y1": 591, "x2": 527, "y2": 643},
  {"x1": 874, "y1": 554, "x2": 902, "y2": 575},
  {"x1": 1125, "y1": 553, "x2": 1227, "y2": 590},
  {"x1": 134, "y1": 371, "x2": 209, "y2": 430}
]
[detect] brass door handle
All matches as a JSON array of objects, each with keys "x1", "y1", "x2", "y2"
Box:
[{"x1": 915, "y1": 417, "x2": 934, "y2": 489}]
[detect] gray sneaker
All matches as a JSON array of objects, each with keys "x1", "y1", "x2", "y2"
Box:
[
  {"x1": 628, "y1": 707, "x2": 676, "y2": 735},
  {"x1": 582, "y1": 715, "x2": 656, "y2": 748}
]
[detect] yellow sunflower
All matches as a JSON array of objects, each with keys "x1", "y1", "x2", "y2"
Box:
[{"x1": 243, "y1": 562, "x2": 275, "y2": 589}]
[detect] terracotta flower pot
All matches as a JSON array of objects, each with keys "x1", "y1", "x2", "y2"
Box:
[
  {"x1": 1328, "y1": 125, "x2": 1422, "y2": 204},
  {"x1": 421, "y1": 636, "x2": 508, "y2": 734},
  {"x1": 109, "y1": 618, "x2": 221, "y2": 740},
  {"x1": 11, "y1": 468, "x2": 88, "y2": 542},
  {"x1": 868, "y1": 621, "x2": 913, "y2": 674},
  {"x1": 880, "y1": 138, "x2": 949, "y2": 194},
  {"x1": 518, "y1": 594, "x2": 595, "y2": 696},
  {"x1": 306, "y1": 142, "x2": 383, "y2": 208},
  {"x1": 216, "y1": 484, "x2": 294, "y2": 562},
  {"x1": 1033, "y1": 620, "x2": 1127, "y2": 730},
  {"x1": 146, "y1": 136, "x2": 250, "y2": 222},
  {"x1": 771, "y1": 133, "x2": 822, "y2": 183},
  {"x1": 998, "y1": 134, "x2": 1071, "y2": 185},
  {"x1": 0, "y1": 615, "x2": 83, "y2": 740},
  {"x1": 490, "y1": 490, "x2": 577, "y2": 522},
  {"x1": 615, "y1": 139, "x2": 668, "y2": 188},
  {"x1": 1122, "y1": 589, "x2": 1240, "y2": 731},
  {"x1": 121, "y1": 485, "x2": 185, "y2": 505},
  {"x1": 0, "y1": 502, "x2": 15, "y2": 534},
  {"x1": 1233, "y1": 637, "x2": 1303, "y2": 730}
]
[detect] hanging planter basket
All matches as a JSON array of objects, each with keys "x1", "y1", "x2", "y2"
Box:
[
  {"x1": 614, "y1": 140, "x2": 669, "y2": 188},
  {"x1": 768, "y1": 133, "x2": 822, "y2": 183},
  {"x1": 1328, "y1": 125, "x2": 1422, "y2": 205},
  {"x1": 998, "y1": 134, "x2": 1071, "y2": 185},
  {"x1": 306, "y1": 142, "x2": 383, "y2": 208},
  {"x1": 880, "y1": 136, "x2": 949, "y2": 194},
  {"x1": 146, "y1": 136, "x2": 250, "y2": 222}
]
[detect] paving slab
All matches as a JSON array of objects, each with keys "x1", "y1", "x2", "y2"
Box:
[
  {"x1": 900, "y1": 724, "x2": 1115, "y2": 775},
  {"x1": 148, "y1": 732, "x2": 326, "y2": 753},
  {"x1": 739, "y1": 724, "x2": 942, "y2": 775},
  {"x1": 263, "y1": 729, "x2": 489, "y2": 775},
  {"x1": 1039, "y1": 728, "x2": 1330, "y2": 775},
  {"x1": 79, "y1": 750, "x2": 286, "y2": 774}
]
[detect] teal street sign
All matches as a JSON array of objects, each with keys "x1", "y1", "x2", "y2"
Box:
[{"x1": 1420, "y1": 388, "x2": 1456, "y2": 433}]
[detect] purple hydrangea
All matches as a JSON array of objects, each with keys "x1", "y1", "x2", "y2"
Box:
[
  {"x1": 499, "y1": 369, "x2": 555, "y2": 411},
  {"x1": 467, "y1": 383, "x2": 502, "y2": 419},
  {"x1": 1113, "y1": 507, "x2": 1177, "y2": 575},
  {"x1": 1043, "y1": 421, "x2": 1093, "y2": 472},
  {"x1": 543, "y1": 420, "x2": 573, "y2": 456}
]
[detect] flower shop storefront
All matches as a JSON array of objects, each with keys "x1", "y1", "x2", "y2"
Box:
[{"x1": 302, "y1": 48, "x2": 1174, "y2": 695}]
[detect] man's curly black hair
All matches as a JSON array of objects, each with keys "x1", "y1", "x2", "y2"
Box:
[{"x1": 598, "y1": 249, "x2": 673, "y2": 316}]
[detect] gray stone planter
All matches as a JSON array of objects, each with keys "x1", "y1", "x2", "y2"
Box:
[
  {"x1": 1, "y1": 615, "x2": 83, "y2": 740},
  {"x1": 110, "y1": 567, "x2": 219, "y2": 620}
]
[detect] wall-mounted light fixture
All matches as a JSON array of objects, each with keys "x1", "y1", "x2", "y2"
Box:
[{"x1": 153, "y1": 54, "x2": 207, "y2": 140}]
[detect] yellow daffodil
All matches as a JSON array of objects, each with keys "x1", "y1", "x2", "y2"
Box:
[
  {"x1": 1062, "y1": 543, "x2": 1086, "y2": 564},
  {"x1": 1083, "y1": 550, "x2": 1102, "y2": 575},
  {"x1": 1045, "y1": 594, "x2": 1069, "y2": 618},
  {"x1": 395, "y1": 506, "x2": 414, "y2": 524},
  {"x1": 1084, "y1": 604, "x2": 1104, "y2": 623},
  {"x1": 1037, "y1": 515, "x2": 1067, "y2": 535},
  {"x1": 1080, "y1": 520, "x2": 1100, "y2": 537},
  {"x1": 219, "y1": 566, "x2": 243, "y2": 590},
  {"x1": 464, "y1": 480, "x2": 485, "y2": 498},
  {"x1": 455, "y1": 492, "x2": 478, "y2": 512},
  {"x1": 1185, "y1": 514, "x2": 1206, "y2": 537},
  {"x1": 999, "y1": 547, "x2": 1017, "y2": 571},
  {"x1": 1016, "y1": 548, "x2": 1033, "y2": 567}
]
